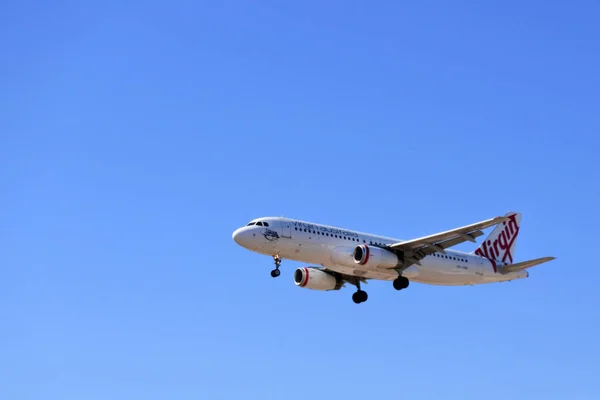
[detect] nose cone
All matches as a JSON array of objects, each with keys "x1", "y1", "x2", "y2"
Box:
[
  {"x1": 232, "y1": 227, "x2": 251, "y2": 248},
  {"x1": 232, "y1": 227, "x2": 243, "y2": 244}
]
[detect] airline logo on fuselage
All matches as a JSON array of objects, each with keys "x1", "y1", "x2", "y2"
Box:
[
  {"x1": 474, "y1": 214, "x2": 519, "y2": 270},
  {"x1": 261, "y1": 228, "x2": 280, "y2": 241},
  {"x1": 291, "y1": 221, "x2": 359, "y2": 238}
]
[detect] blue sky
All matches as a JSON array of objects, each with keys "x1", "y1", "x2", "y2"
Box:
[{"x1": 2, "y1": 1, "x2": 599, "y2": 399}]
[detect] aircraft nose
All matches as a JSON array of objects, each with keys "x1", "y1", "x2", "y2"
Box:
[
  {"x1": 232, "y1": 227, "x2": 243, "y2": 244},
  {"x1": 232, "y1": 227, "x2": 250, "y2": 247}
]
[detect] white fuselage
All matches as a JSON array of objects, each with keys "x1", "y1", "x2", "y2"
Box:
[{"x1": 232, "y1": 217, "x2": 528, "y2": 286}]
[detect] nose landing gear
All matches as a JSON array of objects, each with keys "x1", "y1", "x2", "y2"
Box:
[{"x1": 270, "y1": 255, "x2": 282, "y2": 278}]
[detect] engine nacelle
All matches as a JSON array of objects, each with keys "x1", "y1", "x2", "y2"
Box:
[
  {"x1": 353, "y1": 244, "x2": 399, "y2": 269},
  {"x1": 294, "y1": 267, "x2": 340, "y2": 291}
]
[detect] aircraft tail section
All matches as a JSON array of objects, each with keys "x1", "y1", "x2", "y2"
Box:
[
  {"x1": 471, "y1": 211, "x2": 521, "y2": 265},
  {"x1": 497, "y1": 257, "x2": 556, "y2": 274}
]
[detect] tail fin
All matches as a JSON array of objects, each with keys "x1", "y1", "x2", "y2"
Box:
[{"x1": 471, "y1": 211, "x2": 521, "y2": 265}]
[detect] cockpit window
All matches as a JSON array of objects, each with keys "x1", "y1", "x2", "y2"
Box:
[{"x1": 246, "y1": 221, "x2": 269, "y2": 226}]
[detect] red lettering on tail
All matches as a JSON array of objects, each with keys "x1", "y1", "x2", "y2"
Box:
[{"x1": 474, "y1": 214, "x2": 520, "y2": 273}]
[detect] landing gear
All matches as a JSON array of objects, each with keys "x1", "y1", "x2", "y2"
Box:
[
  {"x1": 352, "y1": 279, "x2": 368, "y2": 304},
  {"x1": 352, "y1": 290, "x2": 368, "y2": 304},
  {"x1": 271, "y1": 255, "x2": 282, "y2": 278},
  {"x1": 393, "y1": 276, "x2": 410, "y2": 291}
]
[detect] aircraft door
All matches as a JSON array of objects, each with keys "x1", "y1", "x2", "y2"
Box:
[
  {"x1": 279, "y1": 220, "x2": 292, "y2": 238},
  {"x1": 473, "y1": 256, "x2": 486, "y2": 280}
]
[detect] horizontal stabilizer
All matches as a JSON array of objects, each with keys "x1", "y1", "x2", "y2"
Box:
[{"x1": 497, "y1": 257, "x2": 556, "y2": 274}]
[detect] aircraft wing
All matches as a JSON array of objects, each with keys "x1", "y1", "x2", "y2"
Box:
[{"x1": 388, "y1": 215, "x2": 509, "y2": 267}]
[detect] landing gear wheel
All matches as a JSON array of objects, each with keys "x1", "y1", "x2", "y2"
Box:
[
  {"x1": 271, "y1": 255, "x2": 282, "y2": 278},
  {"x1": 393, "y1": 276, "x2": 410, "y2": 291},
  {"x1": 352, "y1": 279, "x2": 368, "y2": 303},
  {"x1": 352, "y1": 290, "x2": 368, "y2": 304}
]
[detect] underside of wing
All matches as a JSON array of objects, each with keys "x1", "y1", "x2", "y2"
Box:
[{"x1": 388, "y1": 214, "x2": 509, "y2": 268}]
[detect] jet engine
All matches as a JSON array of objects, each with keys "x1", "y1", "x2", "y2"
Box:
[
  {"x1": 353, "y1": 244, "x2": 400, "y2": 269},
  {"x1": 294, "y1": 267, "x2": 340, "y2": 291}
]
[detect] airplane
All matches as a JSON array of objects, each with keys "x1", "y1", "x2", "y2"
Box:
[{"x1": 231, "y1": 212, "x2": 555, "y2": 303}]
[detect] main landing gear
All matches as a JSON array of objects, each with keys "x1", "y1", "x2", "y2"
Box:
[
  {"x1": 352, "y1": 280, "x2": 368, "y2": 304},
  {"x1": 351, "y1": 276, "x2": 409, "y2": 304},
  {"x1": 270, "y1": 255, "x2": 281, "y2": 278},
  {"x1": 393, "y1": 276, "x2": 410, "y2": 291}
]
